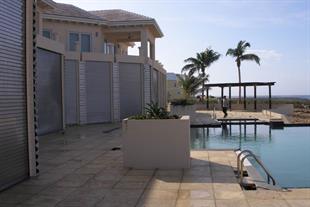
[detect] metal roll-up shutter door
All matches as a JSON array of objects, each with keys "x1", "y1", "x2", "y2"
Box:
[
  {"x1": 152, "y1": 69, "x2": 159, "y2": 103},
  {"x1": 64, "y1": 60, "x2": 78, "y2": 125},
  {"x1": 85, "y1": 61, "x2": 111, "y2": 123},
  {"x1": 37, "y1": 48, "x2": 63, "y2": 135},
  {"x1": 0, "y1": 0, "x2": 29, "y2": 190},
  {"x1": 119, "y1": 63, "x2": 142, "y2": 119}
]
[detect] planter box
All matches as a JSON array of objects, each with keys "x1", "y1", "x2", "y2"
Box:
[
  {"x1": 170, "y1": 105, "x2": 196, "y2": 120},
  {"x1": 122, "y1": 116, "x2": 191, "y2": 169}
]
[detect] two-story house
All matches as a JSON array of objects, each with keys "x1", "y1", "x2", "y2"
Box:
[{"x1": 35, "y1": 1, "x2": 167, "y2": 135}]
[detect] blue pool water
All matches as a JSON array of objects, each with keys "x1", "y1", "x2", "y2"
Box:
[{"x1": 191, "y1": 125, "x2": 310, "y2": 188}]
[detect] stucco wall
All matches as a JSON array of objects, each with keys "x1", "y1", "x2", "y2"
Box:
[{"x1": 43, "y1": 20, "x2": 104, "y2": 53}]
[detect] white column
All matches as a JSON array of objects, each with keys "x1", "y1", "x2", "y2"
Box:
[
  {"x1": 140, "y1": 30, "x2": 148, "y2": 58},
  {"x1": 112, "y1": 62, "x2": 120, "y2": 122},
  {"x1": 79, "y1": 61, "x2": 87, "y2": 124},
  {"x1": 150, "y1": 40, "x2": 155, "y2": 60}
]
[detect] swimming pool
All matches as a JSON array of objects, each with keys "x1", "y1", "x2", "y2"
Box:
[{"x1": 191, "y1": 125, "x2": 310, "y2": 188}]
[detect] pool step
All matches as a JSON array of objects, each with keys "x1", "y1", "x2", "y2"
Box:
[
  {"x1": 270, "y1": 119, "x2": 284, "y2": 129},
  {"x1": 241, "y1": 177, "x2": 257, "y2": 190}
]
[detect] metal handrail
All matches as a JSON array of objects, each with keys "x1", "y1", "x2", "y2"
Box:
[{"x1": 237, "y1": 150, "x2": 276, "y2": 186}]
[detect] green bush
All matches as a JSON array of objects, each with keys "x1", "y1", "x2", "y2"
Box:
[
  {"x1": 170, "y1": 98, "x2": 195, "y2": 106},
  {"x1": 129, "y1": 102, "x2": 180, "y2": 120}
]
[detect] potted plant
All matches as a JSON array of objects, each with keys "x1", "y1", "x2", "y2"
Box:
[{"x1": 122, "y1": 102, "x2": 190, "y2": 169}]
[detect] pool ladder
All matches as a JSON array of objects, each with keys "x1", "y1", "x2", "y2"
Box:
[{"x1": 237, "y1": 150, "x2": 276, "y2": 187}]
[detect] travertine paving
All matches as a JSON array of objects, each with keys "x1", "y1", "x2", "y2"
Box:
[{"x1": 0, "y1": 124, "x2": 309, "y2": 207}]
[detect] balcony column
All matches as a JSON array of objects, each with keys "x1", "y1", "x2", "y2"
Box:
[
  {"x1": 140, "y1": 30, "x2": 148, "y2": 59},
  {"x1": 150, "y1": 40, "x2": 155, "y2": 60}
]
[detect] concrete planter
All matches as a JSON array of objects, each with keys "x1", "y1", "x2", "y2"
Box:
[
  {"x1": 122, "y1": 116, "x2": 191, "y2": 169},
  {"x1": 170, "y1": 105, "x2": 196, "y2": 120}
]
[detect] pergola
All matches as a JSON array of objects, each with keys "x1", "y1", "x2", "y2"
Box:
[{"x1": 204, "y1": 82, "x2": 276, "y2": 110}]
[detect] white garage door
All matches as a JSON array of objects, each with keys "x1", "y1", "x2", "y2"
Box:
[
  {"x1": 119, "y1": 63, "x2": 143, "y2": 119},
  {"x1": 85, "y1": 61, "x2": 111, "y2": 123}
]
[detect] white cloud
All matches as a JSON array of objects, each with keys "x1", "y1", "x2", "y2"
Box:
[{"x1": 247, "y1": 49, "x2": 283, "y2": 61}]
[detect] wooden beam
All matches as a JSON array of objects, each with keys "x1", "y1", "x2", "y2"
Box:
[
  {"x1": 221, "y1": 87, "x2": 224, "y2": 99},
  {"x1": 243, "y1": 86, "x2": 246, "y2": 110},
  {"x1": 269, "y1": 85, "x2": 272, "y2": 109},
  {"x1": 229, "y1": 86, "x2": 232, "y2": 110},
  {"x1": 206, "y1": 88, "x2": 209, "y2": 109}
]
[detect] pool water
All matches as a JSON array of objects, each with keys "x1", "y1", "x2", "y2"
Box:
[{"x1": 191, "y1": 125, "x2": 310, "y2": 188}]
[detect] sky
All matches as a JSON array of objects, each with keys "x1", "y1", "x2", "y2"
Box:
[{"x1": 55, "y1": 0, "x2": 310, "y2": 96}]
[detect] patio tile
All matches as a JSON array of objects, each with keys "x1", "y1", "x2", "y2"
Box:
[
  {"x1": 56, "y1": 193, "x2": 103, "y2": 207},
  {"x1": 39, "y1": 186, "x2": 77, "y2": 197},
  {"x1": 243, "y1": 190, "x2": 282, "y2": 200},
  {"x1": 147, "y1": 177, "x2": 181, "y2": 190},
  {"x1": 142, "y1": 189, "x2": 178, "y2": 200},
  {"x1": 178, "y1": 189, "x2": 214, "y2": 200},
  {"x1": 137, "y1": 197, "x2": 176, "y2": 207},
  {"x1": 175, "y1": 199, "x2": 215, "y2": 207},
  {"x1": 55, "y1": 174, "x2": 93, "y2": 187},
  {"x1": 114, "y1": 180, "x2": 149, "y2": 189},
  {"x1": 285, "y1": 199, "x2": 310, "y2": 207},
  {"x1": 123, "y1": 169, "x2": 155, "y2": 176},
  {"x1": 180, "y1": 183, "x2": 213, "y2": 191},
  {"x1": 22, "y1": 195, "x2": 64, "y2": 207},
  {"x1": 213, "y1": 183, "x2": 245, "y2": 199},
  {"x1": 280, "y1": 189, "x2": 310, "y2": 200},
  {"x1": 0, "y1": 193, "x2": 33, "y2": 205},
  {"x1": 82, "y1": 178, "x2": 117, "y2": 189},
  {"x1": 247, "y1": 199, "x2": 290, "y2": 207},
  {"x1": 2, "y1": 185, "x2": 45, "y2": 195},
  {"x1": 215, "y1": 199, "x2": 249, "y2": 207}
]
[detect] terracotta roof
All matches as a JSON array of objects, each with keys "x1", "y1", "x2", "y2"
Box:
[
  {"x1": 44, "y1": 3, "x2": 104, "y2": 21},
  {"x1": 89, "y1": 9, "x2": 153, "y2": 22}
]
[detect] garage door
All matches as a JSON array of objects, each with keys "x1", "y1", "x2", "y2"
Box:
[
  {"x1": 119, "y1": 63, "x2": 142, "y2": 119},
  {"x1": 85, "y1": 61, "x2": 111, "y2": 123},
  {"x1": 37, "y1": 48, "x2": 63, "y2": 135},
  {"x1": 64, "y1": 60, "x2": 78, "y2": 125},
  {"x1": 0, "y1": 0, "x2": 29, "y2": 190}
]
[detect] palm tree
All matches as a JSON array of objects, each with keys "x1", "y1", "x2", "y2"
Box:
[
  {"x1": 226, "y1": 40, "x2": 260, "y2": 102},
  {"x1": 178, "y1": 74, "x2": 209, "y2": 99},
  {"x1": 182, "y1": 48, "x2": 220, "y2": 98}
]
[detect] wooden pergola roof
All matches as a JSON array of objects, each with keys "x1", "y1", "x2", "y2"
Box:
[
  {"x1": 204, "y1": 82, "x2": 275, "y2": 88},
  {"x1": 204, "y1": 82, "x2": 276, "y2": 110}
]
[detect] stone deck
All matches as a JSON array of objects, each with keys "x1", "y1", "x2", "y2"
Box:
[{"x1": 0, "y1": 124, "x2": 309, "y2": 207}]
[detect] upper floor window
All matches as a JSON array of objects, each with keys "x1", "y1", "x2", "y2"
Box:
[
  {"x1": 81, "y1": 34, "x2": 91, "y2": 52},
  {"x1": 69, "y1": 33, "x2": 79, "y2": 51},
  {"x1": 43, "y1": 29, "x2": 51, "y2": 39},
  {"x1": 69, "y1": 32, "x2": 91, "y2": 52}
]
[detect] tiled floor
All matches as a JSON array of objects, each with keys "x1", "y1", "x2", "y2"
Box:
[{"x1": 0, "y1": 124, "x2": 309, "y2": 207}]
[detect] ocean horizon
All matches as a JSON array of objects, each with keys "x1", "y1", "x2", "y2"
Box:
[{"x1": 215, "y1": 95, "x2": 310, "y2": 100}]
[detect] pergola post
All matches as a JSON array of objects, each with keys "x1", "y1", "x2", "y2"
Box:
[
  {"x1": 229, "y1": 86, "x2": 232, "y2": 110},
  {"x1": 254, "y1": 85, "x2": 257, "y2": 111},
  {"x1": 221, "y1": 87, "x2": 224, "y2": 99},
  {"x1": 243, "y1": 86, "x2": 246, "y2": 110},
  {"x1": 206, "y1": 87, "x2": 209, "y2": 109},
  {"x1": 268, "y1": 85, "x2": 272, "y2": 109}
]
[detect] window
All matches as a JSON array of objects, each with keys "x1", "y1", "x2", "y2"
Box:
[
  {"x1": 42, "y1": 29, "x2": 51, "y2": 39},
  {"x1": 81, "y1": 34, "x2": 91, "y2": 52},
  {"x1": 69, "y1": 33, "x2": 79, "y2": 51}
]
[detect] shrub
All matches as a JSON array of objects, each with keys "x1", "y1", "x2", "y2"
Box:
[
  {"x1": 129, "y1": 102, "x2": 180, "y2": 120},
  {"x1": 170, "y1": 98, "x2": 195, "y2": 106}
]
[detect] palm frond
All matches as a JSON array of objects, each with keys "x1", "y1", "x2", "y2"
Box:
[
  {"x1": 240, "y1": 54, "x2": 260, "y2": 65},
  {"x1": 226, "y1": 48, "x2": 236, "y2": 57}
]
